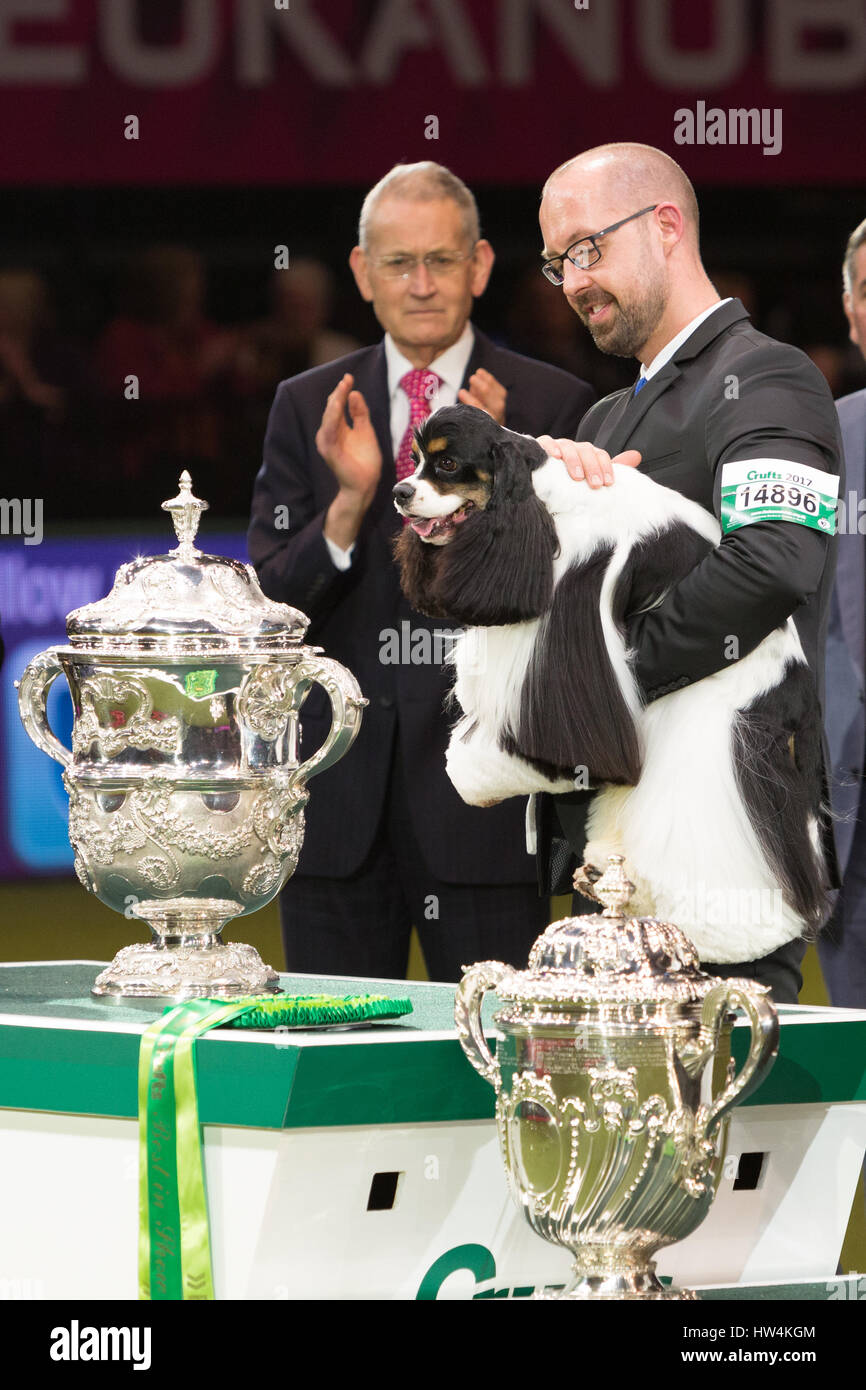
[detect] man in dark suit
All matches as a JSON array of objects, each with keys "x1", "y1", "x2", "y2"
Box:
[
  {"x1": 248, "y1": 162, "x2": 593, "y2": 981},
  {"x1": 532, "y1": 143, "x2": 843, "y2": 1005},
  {"x1": 820, "y1": 217, "x2": 866, "y2": 1009}
]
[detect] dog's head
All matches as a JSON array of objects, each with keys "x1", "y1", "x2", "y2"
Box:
[
  {"x1": 393, "y1": 404, "x2": 544, "y2": 542},
  {"x1": 393, "y1": 404, "x2": 558, "y2": 625}
]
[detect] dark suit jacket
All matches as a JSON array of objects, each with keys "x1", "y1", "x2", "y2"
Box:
[
  {"x1": 540, "y1": 299, "x2": 844, "y2": 892},
  {"x1": 248, "y1": 328, "x2": 594, "y2": 881},
  {"x1": 824, "y1": 387, "x2": 866, "y2": 877}
]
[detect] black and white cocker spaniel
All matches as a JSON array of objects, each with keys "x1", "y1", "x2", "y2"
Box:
[{"x1": 393, "y1": 403, "x2": 827, "y2": 965}]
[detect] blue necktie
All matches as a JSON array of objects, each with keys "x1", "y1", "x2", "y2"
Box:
[{"x1": 633, "y1": 374, "x2": 647, "y2": 396}]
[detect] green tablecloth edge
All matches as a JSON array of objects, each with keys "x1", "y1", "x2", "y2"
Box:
[{"x1": 0, "y1": 963, "x2": 865, "y2": 1129}]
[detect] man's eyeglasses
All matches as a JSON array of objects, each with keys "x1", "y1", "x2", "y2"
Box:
[
  {"x1": 372, "y1": 249, "x2": 476, "y2": 280},
  {"x1": 541, "y1": 206, "x2": 658, "y2": 285}
]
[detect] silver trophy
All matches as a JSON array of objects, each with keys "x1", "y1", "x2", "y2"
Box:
[
  {"x1": 17, "y1": 473, "x2": 366, "y2": 1002},
  {"x1": 455, "y1": 856, "x2": 779, "y2": 1300}
]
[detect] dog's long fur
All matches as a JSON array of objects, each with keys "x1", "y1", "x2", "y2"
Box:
[{"x1": 395, "y1": 404, "x2": 828, "y2": 964}]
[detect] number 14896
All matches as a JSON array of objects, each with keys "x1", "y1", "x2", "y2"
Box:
[{"x1": 736, "y1": 482, "x2": 818, "y2": 514}]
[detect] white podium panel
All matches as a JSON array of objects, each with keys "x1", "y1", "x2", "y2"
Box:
[{"x1": 1, "y1": 1100, "x2": 863, "y2": 1300}]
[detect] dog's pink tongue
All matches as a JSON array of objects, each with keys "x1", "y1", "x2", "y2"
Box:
[{"x1": 411, "y1": 517, "x2": 437, "y2": 538}]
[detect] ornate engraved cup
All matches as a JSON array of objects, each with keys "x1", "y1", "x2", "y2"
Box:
[
  {"x1": 455, "y1": 857, "x2": 779, "y2": 1300},
  {"x1": 17, "y1": 474, "x2": 366, "y2": 1001}
]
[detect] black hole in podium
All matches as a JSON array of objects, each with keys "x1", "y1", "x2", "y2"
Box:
[
  {"x1": 367, "y1": 1171, "x2": 401, "y2": 1211},
  {"x1": 733, "y1": 1152, "x2": 766, "y2": 1190}
]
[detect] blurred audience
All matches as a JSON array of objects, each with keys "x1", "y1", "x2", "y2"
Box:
[
  {"x1": 766, "y1": 279, "x2": 866, "y2": 397},
  {"x1": 803, "y1": 343, "x2": 851, "y2": 398},
  {"x1": 225, "y1": 260, "x2": 361, "y2": 510},
  {"x1": 0, "y1": 270, "x2": 66, "y2": 414},
  {"x1": 0, "y1": 242, "x2": 859, "y2": 521},
  {"x1": 94, "y1": 245, "x2": 238, "y2": 501},
  {"x1": 707, "y1": 270, "x2": 758, "y2": 319},
  {"x1": 96, "y1": 245, "x2": 236, "y2": 400},
  {"x1": 235, "y1": 260, "x2": 360, "y2": 392},
  {"x1": 0, "y1": 269, "x2": 93, "y2": 517},
  {"x1": 506, "y1": 263, "x2": 634, "y2": 397}
]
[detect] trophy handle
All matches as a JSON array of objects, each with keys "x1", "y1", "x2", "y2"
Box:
[
  {"x1": 454, "y1": 961, "x2": 508, "y2": 1091},
  {"x1": 291, "y1": 656, "x2": 366, "y2": 783},
  {"x1": 16, "y1": 649, "x2": 72, "y2": 768},
  {"x1": 699, "y1": 980, "x2": 779, "y2": 1137}
]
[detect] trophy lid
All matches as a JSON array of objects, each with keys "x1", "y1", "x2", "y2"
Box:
[
  {"x1": 66, "y1": 473, "x2": 308, "y2": 654},
  {"x1": 498, "y1": 857, "x2": 718, "y2": 1008}
]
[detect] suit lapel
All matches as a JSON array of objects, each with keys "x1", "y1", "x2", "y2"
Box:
[
  {"x1": 463, "y1": 328, "x2": 516, "y2": 393},
  {"x1": 345, "y1": 343, "x2": 400, "y2": 539},
  {"x1": 594, "y1": 364, "x2": 681, "y2": 454},
  {"x1": 352, "y1": 342, "x2": 394, "y2": 471}
]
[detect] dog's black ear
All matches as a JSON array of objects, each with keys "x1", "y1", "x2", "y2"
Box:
[
  {"x1": 487, "y1": 435, "x2": 546, "y2": 509},
  {"x1": 430, "y1": 491, "x2": 557, "y2": 625},
  {"x1": 394, "y1": 425, "x2": 555, "y2": 627},
  {"x1": 417, "y1": 428, "x2": 556, "y2": 625}
]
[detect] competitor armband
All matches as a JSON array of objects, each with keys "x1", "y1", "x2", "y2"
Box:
[{"x1": 720, "y1": 458, "x2": 839, "y2": 536}]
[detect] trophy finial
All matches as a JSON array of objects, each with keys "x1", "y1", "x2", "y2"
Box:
[
  {"x1": 162, "y1": 471, "x2": 209, "y2": 556},
  {"x1": 593, "y1": 855, "x2": 635, "y2": 918}
]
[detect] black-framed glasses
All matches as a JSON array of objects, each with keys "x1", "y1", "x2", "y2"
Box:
[{"x1": 541, "y1": 205, "x2": 658, "y2": 285}]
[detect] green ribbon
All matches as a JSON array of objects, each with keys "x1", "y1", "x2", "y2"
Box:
[
  {"x1": 138, "y1": 998, "x2": 250, "y2": 1301},
  {"x1": 137, "y1": 991, "x2": 414, "y2": 1300}
]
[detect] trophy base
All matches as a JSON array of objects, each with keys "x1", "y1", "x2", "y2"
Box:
[
  {"x1": 535, "y1": 1265, "x2": 697, "y2": 1301},
  {"x1": 91, "y1": 897, "x2": 280, "y2": 1003}
]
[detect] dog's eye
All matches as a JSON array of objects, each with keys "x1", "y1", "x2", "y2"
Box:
[{"x1": 437, "y1": 459, "x2": 458, "y2": 473}]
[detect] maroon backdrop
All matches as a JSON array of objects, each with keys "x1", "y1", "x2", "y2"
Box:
[{"x1": 1, "y1": 0, "x2": 865, "y2": 186}]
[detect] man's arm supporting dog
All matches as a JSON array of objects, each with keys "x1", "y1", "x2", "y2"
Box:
[{"x1": 394, "y1": 404, "x2": 827, "y2": 965}]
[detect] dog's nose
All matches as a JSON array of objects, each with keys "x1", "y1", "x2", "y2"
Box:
[{"x1": 393, "y1": 481, "x2": 415, "y2": 505}]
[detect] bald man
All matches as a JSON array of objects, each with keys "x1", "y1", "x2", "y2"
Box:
[{"x1": 533, "y1": 143, "x2": 843, "y2": 1004}]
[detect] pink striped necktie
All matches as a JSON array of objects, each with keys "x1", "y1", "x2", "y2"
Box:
[{"x1": 394, "y1": 369, "x2": 442, "y2": 482}]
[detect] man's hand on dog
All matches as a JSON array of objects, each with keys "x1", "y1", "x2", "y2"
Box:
[
  {"x1": 458, "y1": 368, "x2": 507, "y2": 424},
  {"x1": 537, "y1": 437, "x2": 642, "y2": 488},
  {"x1": 318, "y1": 374, "x2": 383, "y2": 549}
]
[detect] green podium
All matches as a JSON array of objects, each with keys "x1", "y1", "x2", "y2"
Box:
[{"x1": 0, "y1": 961, "x2": 864, "y2": 1300}]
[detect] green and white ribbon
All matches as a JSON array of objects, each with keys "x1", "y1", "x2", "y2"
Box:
[
  {"x1": 138, "y1": 998, "x2": 250, "y2": 1301},
  {"x1": 137, "y1": 991, "x2": 413, "y2": 1300}
]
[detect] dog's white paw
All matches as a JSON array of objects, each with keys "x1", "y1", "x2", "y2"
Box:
[
  {"x1": 446, "y1": 726, "x2": 572, "y2": 805},
  {"x1": 446, "y1": 733, "x2": 514, "y2": 806}
]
